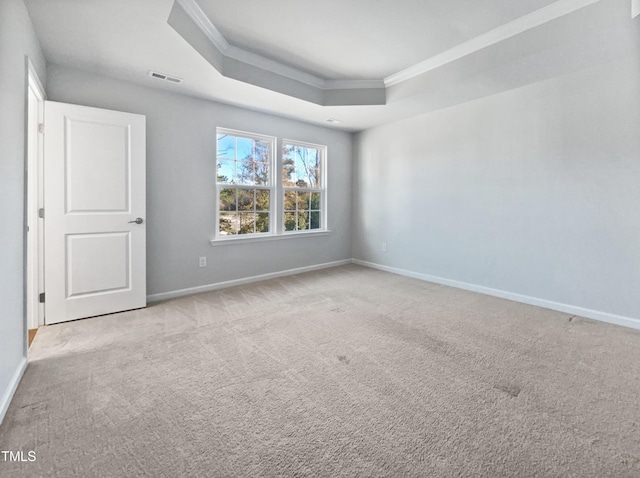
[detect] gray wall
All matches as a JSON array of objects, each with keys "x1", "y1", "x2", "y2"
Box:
[
  {"x1": 46, "y1": 64, "x2": 353, "y2": 297},
  {"x1": 353, "y1": 53, "x2": 640, "y2": 323},
  {"x1": 0, "y1": 0, "x2": 46, "y2": 422}
]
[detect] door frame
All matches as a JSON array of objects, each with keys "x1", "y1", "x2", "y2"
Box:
[{"x1": 26, "y1": 58, "x2": 46, "y2": 335}]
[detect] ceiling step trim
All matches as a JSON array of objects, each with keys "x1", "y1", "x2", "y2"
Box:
[
  {"x1": 385, "y1": 0, "x2": 601, "y2": 86},
  {"x1": 171, "y1": 0, "x2": 387, "y2": 105},
  {"x1": 176, "y1": 0, "x2": 228, "y2": 51},
  {"x1": 176, "y1": 0, "x2": 364, "y2": 91},
  {"x1": 171, "y1": 0, "x2": 605, "y2": 105}
]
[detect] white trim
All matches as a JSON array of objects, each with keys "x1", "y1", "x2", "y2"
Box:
[
  {"x1": 0, "y1": 357, "x2": 27, "y2": 425},
  {"x1": 384, "y1": 0, "x2": 600, "y2": 87},
  {"x1": 215, "y1": 127, "x2": 276, "y2": 143},
  {"x1": 147, "y1": 257, "x2": 639, "y2": 330},
  {"x1": 353, "y1": 259, "x2": 640, "y2": 331},
  {"x1": 211, "y1": 230, "x2": 330, "y2": 246},
  {"x1": 175, "y1": 0, "x2": 601, "y2": 96},
  {"x1": 147, "y1": 259, "x2": 351, "y2": 302},
  {"x1": 174, "y1": 0, "x2": 381, "y2": 92},
  {"x1": 633, "y1": 0, "x2": 640, "y2": 18},
  {"x1": 175, "y1": 0, "x2": 327, "y2": 89},
  {"x1": 175, "y1": 0, "x2": 229, "y2": 51},
  {"x1": 281, "y1": 138, "x2": 328, "y2": 150},
  {"x1": 27, "y1": 60, "x2": 46, "y2": 99},
  {"x1": 26, "y1": 60, "x2": 46, "y2": 333}
]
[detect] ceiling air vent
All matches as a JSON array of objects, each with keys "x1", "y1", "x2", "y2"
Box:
[{"x1": 148, "y1": 70, "x2": 183, "y2": 84}]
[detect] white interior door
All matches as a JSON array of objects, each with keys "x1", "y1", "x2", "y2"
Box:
[{"x1": 44, "y1": 101, "x2": 146, "y2": 325}]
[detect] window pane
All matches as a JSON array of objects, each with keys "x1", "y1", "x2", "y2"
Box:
[
  {"x1": 217, "y1": 160, "x2": 235, "y2": 184},
  {"x1": 295, "y1": 146, "x2": 309, "y2": 172},
  {"x1": 295, "y1": 170, "x2": 309, "y2": 188},
  {"x1": 284, "y1": 191, "x2": 296, "y2": 211},
  {"x1": 255, "y1": 161, "x2": 270, "y2": 185},
  {"x1": 256, "y1": 190, "x2": 270, "y2": 212},
  {"x1": 256, "y1": 213, "x2": 269, "y2": 233},
  {"x1": 217, "y1": 134, "x2": 235, "y2": 160},
  {"x1": 238, "y1": 189, "x2": 254, "y2": 211},
  {"x1": 310, "y1": 192, "x2": 321, "y2": 210},
  {"x1": 309, "y1": 148, "x2": 321, "y2": 169},
  {"x1": 237, "y1": 137, "x2": 253, "y2": 161},
  {"x1": 295, "y1": 176, "x2": 309, "y2": 188},
  {"x1": 282, "y1": 161, "x2": 295, "y2": 186},
  {"x1": 284, "y1": 212, "x2": 296, "y2": 231},
  {"x1": 219, "y1": 188, "x2": 237, "y2": 211},
  {"x1": 236, "y1": 160, "x2": 255, "y2": 185},
  {"x1": 309, "y1": 169, "x2": 321, "y2": 189},
  {"x1": 294, "y1": 146, "x2": 310, "y2": 187},
  {"x1": 219, "y1": 212, "x2": 237, "y2": 235},
  {"x1": 238, "y1": 212, "x2": 255, "y2": 235},
  {"x1": 255, "y1": 140, "x2": 270, "y2": 163},
  {"x1": 297, "y1": 191, "x2": 310, "y2": 211},
  {"x1": 310, "y1": 211, "x2": 320, "y2": 230},
  {"x1": 282, "y1": 145, "x2": 295, "y2": 186},
  {"x1": 283, "y1": 144, "x2": 294, "y2": 162},
  {"x1": 297, "y1": 211, "x2": 310, "y2": 230}
]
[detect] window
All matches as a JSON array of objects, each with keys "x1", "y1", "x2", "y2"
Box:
[
  {"x1": 216, "y1": 129, "x2": 275, "y2": 237},
  {"x1": 282, "y1": 141, "x2": 326, "y2": 232},
  {"x1": 215, "y1": 129, "x2": 327, "y2": 242}
]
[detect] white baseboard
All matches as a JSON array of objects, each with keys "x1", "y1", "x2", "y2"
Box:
[
  {"x1": 146, "y1": 256, "x2": 639, "y2": 331},
  {"x1": 147, "y1": 259, "x2": 353, "y2": 302},
  {"x1": 353, "y1": 259, "x2": 640, "y2": 331},
  {"x1": 0, "y1": 357, "x2": 27, "y2": 426}
]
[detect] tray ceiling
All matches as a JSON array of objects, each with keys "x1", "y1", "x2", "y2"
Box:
[
  {"x1": 196, "y1": 0, "x2": 558, "y2": 80},
  {"x1": 24, "y1": 0, "x2": 638, "y2": 130}
]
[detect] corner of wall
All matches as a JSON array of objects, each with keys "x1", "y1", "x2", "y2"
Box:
[{"x1": 349, "y1": 130, "x2": 362, "y2": 261}]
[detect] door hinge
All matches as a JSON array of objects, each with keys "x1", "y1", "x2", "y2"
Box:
[
  {"x1": 39, "y1": 293, "x2": 45, "y2": 303},
  {"x1": 38, "y1": 208, "x2": 44, "y2": 219},
  {"x1": 38, "y1": 123, "x2": 44, "y2": 134}
]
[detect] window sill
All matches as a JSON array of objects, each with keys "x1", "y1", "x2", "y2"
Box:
[{"x1": 210, "y1": 230, "x2": 331, "y2": 246}]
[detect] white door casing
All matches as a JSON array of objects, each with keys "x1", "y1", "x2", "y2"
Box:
[
  {"x1": 26, "y1": 63, "x2": 45, "y2": 331},
  {"x1": 44, "y1": 101, "x2": 146, "y2": 325}
]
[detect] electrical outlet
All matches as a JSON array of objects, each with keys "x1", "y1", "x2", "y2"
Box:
[
  {"x1": 382, "y1": 243, "x2": 388, "y2": 252},
  {"x1": 199, "y1": 256, "x2": 207, "y2": 268}
]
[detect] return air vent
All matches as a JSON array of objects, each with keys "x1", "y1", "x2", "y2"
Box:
[{"x1": 148, "y1": 70, "x2": 183, "y2": 84}]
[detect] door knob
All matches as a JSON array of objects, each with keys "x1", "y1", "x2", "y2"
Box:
[{"x1": 128, "y1": 218, "x2": 144, "y2": 224}]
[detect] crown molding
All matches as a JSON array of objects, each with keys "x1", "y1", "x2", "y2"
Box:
[
  {"x1": 175, "y1": 0, "x2": 228, "y2": 51},
  {"x1": 170, "y1": 0, "x2": 386, "y2": 104},
  {"x1": 171, "y1": 0, "x2": 604, "y2": 105},
  {"x1": 174, "y1": 0, "x2": 380, "y2": 93},
  {"x1": 385, "y1": 0, "x2": 600, "y2": 86}
]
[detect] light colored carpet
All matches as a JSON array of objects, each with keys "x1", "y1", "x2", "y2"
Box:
[{"x1": 1, "y1": 264, "x2": 640, "y2": 477}]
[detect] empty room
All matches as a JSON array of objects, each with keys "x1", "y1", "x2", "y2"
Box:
[{"x1": 1, "y1": 0, "x2": 640, "y2": 476}]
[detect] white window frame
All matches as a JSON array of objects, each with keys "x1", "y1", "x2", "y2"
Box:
[
  {"x1": 214, "y1": 128, "x2": 277, "y2": 241},
  {"x1": 280, "y1": 139, "x2": 328, "y2": 234}
]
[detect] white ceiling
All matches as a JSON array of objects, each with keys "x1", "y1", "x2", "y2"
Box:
[
  {"x1": 25, "y1": 0, "x2": 637, "y2": 132},
  {"x1": 199, "y1": 0, "x2": 557, "y2": 80}
]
